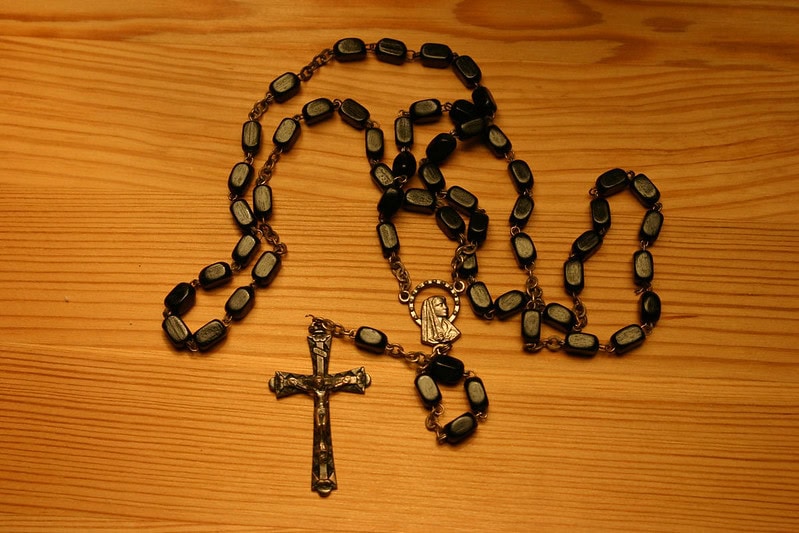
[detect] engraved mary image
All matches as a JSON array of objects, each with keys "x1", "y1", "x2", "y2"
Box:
[{"x1": 420, "y1": 295, "x2": 460, "y2": 345}]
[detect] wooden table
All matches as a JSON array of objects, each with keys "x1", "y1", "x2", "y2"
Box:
[{"x1": 2, "y1": 1, "x2": 797, "y2": 530}]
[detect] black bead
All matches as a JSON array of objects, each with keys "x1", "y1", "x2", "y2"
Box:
[
  {"x1": 162, "y1": 315, "x2": 191, "y2": 349},
  {"x1": 194, "y1": 319, "x2": 227, "y2": 351},
  {"x1": 225, "y1": 285, "x2": 255, "y2": 320},
  {"x1": 164, "y1": 282, "x2": 195, "y2": 316},
  {"x1": 590, "y1": 197, "x2": 612, "y2": 236},
  {"x1": 232, "y1": 233, "x2": 259, "y2": 266},
  {"x1": 449, "y1": 99, "x2": 479, "y2": 125},
  {"x1": 494, "y1": 290, "x2": 528, "y2": 320},
  {"x1": 403, "y1": 188, "x2": 436, "y2": 214},
  {"x1": 543, "y1": 303, "x2": 576, "y2": 333},
  {"x1": 199, "y1": 262, "x2": 233, "y2": 290},
  {"x1": 415, "y1": 373, "x2": 442, "y2": 408},
  {"x1": 376, "y1": 222, "x2": 400, "y2": 257},
  {"x1": 464, "y1": 376, "x2": 489, "y2": 413},
  {"x1": 443, "y1": 412, "x2": 477, "y2": 444},
  {"x1": 365, "y1": 127, "x2": 384, "y2": 161},
  {"x1": 269, "y1": 72, "x2": 301, "y2": 103},
  {"x1": 631, "y1": 174, "x2": 660, "y2": 207},
  {"x1": 484, "y1": 124, "x2": 512, "y2": 156},
  {"x1": 467, "y1": 281, "x2": 493, "y2": 317},
  {"x1": 435, "y1": 206, "x2": 465, "y2": 240},
  {"x1": 563, "y1": 257, "x2": 585, "y2": 295},
  {"x1": 419, "y1": 42, "x2": 453, "y2": 68},
  {"x1": 230, "y1": 198, "x2": 255, "y2": 230},
  {"x1": 354, "y1": 326, "x2": 388, "y2": 354},
  {"x1": 241, "y1": 120, "x2": 261, "y2": 155},
  {"x1": 301, "y1": 97, "x2": 335, "y2": 125},
  {"x1": 446, "y1": 185, "x2": 478, "y2": 214},
  {"x1": 457, "y1": 252, "x2": 478, "y2": 279},
  {"x1": 564, "y1": 332, "x2": 599, "y2": 358},
  {"x1": 410, "y1": 98, "x2": 443, "y2": 123},
  {"x1": 467, "y1": 211, "x2": 489, "y2": 245},
  {"x1": 429, "y1": 354, "x2": 465, "y2": 385},
  {"x1": 633, "y1": 250, "x2": 654, "y2": 287},
  {"x1": 611, "y1": 324, "x2": 646, "y2": 355},
  {"x1": 640, "y1": 209, "x2": 664, "y2": 244},
  {"x1": 251, "y1": 251, "x2": 282, "y2": 287},
  {"x1": 377, "y1": 186, "x2": 404, "y2": 219},
  {"x1": 392, "y1": 150, "x2": 417, "y2": 179},
  {"x1": 453, "y1": 55, "x2": 482, "y2": 88},
  {"x1": 370, "y1": 163, "x2": 395, "y2": 190},
  {"x1": 338, "y1": 98, "x2": 370, "y2": 130},
  {"x1": 510, "y1": 194, "x2": 534, "y2": 228},
  {"x1": 455, "y1": 117, "x2": 486, "y2": 139},
  {"x1": 511, "y1": 232, "x2": 537, "y2": 268},
  {"x1": 394, "y1": 115, "x2": 413, "y2": 149},
  {"x1": 508, "y1": 159, "x2": 534, "y2": 193},
  {"x1": 375, "y1": 37, "x2": 407, "y2": 64},
  {"x1": 333, "y1": 37, "x2": 367, "y2": 62},
  {"x1": 228, "y1": 162, "x2": 254, "y2": 197},
  {"x1": 425, "y1": 133, "x2": 457, "y2": 164},
  {"x1": 639, "y1": 291, "x2": 662, "y2": 325},
  {"x1": 521, "y1": 309, "x2": 542, "y2": 345},
  {"x1": 472, "y1": 86, "x2": 497, "y2": 117},
  {"x1": 418, "y1": 161, "x2": 446, "y2": 193},
  {"x1": 571, "y1": 230, "x2": 603, "y2": 261},
  {"x1": 595, "y1": 168, "x2": 629, "y2": 197},
  {"x1": 252, "y1": 184, "x2": 273, "y2": 220}
]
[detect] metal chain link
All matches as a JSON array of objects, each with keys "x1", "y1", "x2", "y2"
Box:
[
  {"x1": 258, "y1": 222, "x2": 288, "y2": 255},
  {"x1": 298, "y1": 48, "x2": 335, "y2": 82},
  {"x1": 524, "y1": 265, "x2": 546, "y2": 311},
  {"x1": 308, "y1": 315, "x2": 432, "y2": 368},
  {"x1": 425, "y1": 403, "x2": 447, "y2": 443},
  {"x1": 572, "y1": 294, "x2": 588, "y2": 331},
  {"x1": 257, "y1": 147, "x2": 284, "y2": 185},
  {"x1": 388, "y1": 252, "x2": 413, "y2": 303}
]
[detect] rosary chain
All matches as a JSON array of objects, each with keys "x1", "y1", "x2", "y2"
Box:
[
  {"x1": 309, "y1": 315, "x2": 432, "y2": 367},
  {"x1": 257, "y1": 147, "x2": 284, "y2": 185},
  {"x1": 388, "y1": 252, "x2": 413, "y2": 303},
  {"x1": 298, "y1": 48, "x2": 335, "y2": 82}
]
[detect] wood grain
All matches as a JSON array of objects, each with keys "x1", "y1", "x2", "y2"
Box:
[{"x1": 1, "y1": 1, "x2": 798, "y2": 531}]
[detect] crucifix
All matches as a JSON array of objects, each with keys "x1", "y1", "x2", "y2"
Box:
[{"x1": 268, "y1": 321, "x2": 372, "y2": 496}]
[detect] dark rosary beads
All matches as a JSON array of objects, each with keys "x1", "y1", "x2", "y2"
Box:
[
  {"x1": 522, "y1": 168, "x2": 664, "y2": 357},
  {"x1": 162, "y1": 37, "x2": 663, "y2": 471},
  {"x1": 351, "y1": 324, "x2": 488, "y2": 445}
]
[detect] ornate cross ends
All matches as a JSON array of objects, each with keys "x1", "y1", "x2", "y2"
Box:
[{"x1": 268, "y1": 323, "x2": 371, "y2": 497}]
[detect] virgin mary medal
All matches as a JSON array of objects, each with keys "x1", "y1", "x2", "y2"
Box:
[{"x1": 407, "y1": 279, "x2": 461, "y2": 346}]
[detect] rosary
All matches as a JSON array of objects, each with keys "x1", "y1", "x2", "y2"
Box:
[{"x1": 161, "y1": 37, "x2": 663, "y2": 496}]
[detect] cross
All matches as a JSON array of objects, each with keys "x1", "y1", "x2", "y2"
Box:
[{"x1": 268, "y1": 323, "x2": 371, "y2": 496}]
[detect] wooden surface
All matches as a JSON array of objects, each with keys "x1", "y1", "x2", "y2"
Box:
[{"x1": 1, "y1": 1, "x2": 798, "y2": 531}]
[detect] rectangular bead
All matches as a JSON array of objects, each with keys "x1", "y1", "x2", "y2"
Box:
[
  {"x1": 365, "y1": 127, "x2": 384, "y2": 160},
  {"x1": 521, "y1": 310, "x2": 541, "y2": 345},
  {"x1": 333, "y1": 37, "x2": 367, "y2": 62},
  {"x1": 241, "y1": 120, "x2": 261, "y2": 155},
  {"x1": 338, "y1": 98, "x2": 370, "y2": 129},
  {"x1": 419, "y1": 43, "x2": 453, "y2": 68},
  {"x1": 194, "y1": 319, "x2": 227, "y2": 351},
  {"x1": 269, "y1": 72, "x2": 300, "y2": 103},
  {"x1": 272, "y1": 118, "x2": 301, "y2": 151},
  {"x1": 251, "y1": 251, "x2": 282, "y2": 286},
  {"x1": 452, "y1": 55, "x2": 482, "y2": 88},
  {"x1": 375, "y1": 37, "x2": 407, "y2": 64},
  {"x1": 302, "y1": 97, "x2": 335, "y2": 125},
  {"x1": 354, "y1": 326, "x2": 388, "y2": 354},
  {"x1": 376, "y1": 222, "x2": 400, "y2": 257},
  {"x1": 564, "y1": 332, "x2": 599, "y2": 358},
  {"x1": 631, "y1": 174, "x2": 660, "y2": 206},
  {"x1": 633, "y1": 250, "x2": 654, "y2": 286}
]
